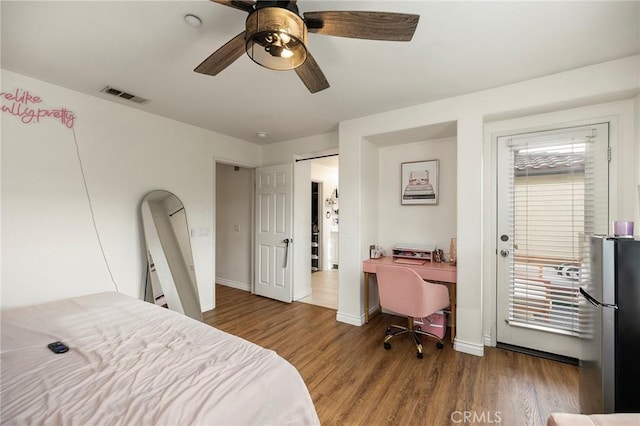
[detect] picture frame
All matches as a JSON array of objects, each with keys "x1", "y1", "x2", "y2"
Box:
[{"x1": 401, "y1": 159, "x2": 439, "y2": 205}]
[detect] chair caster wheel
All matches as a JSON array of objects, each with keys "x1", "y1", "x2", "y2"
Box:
[
  {"x1": 384, "y1": 342, "x2": 391, "y2": 350},
  {"x1": 436, "y1": 342, "x2": 444, "y2": 349},
  {"x1": 417, "y1": 352, "x2": 424, "y2": 359}
]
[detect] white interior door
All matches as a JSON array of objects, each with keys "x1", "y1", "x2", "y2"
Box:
[
  {"x1": 496, "y1": 124, "x2": 609, "y2": 359},
  {"x1": 255, "y1": 164, "x2": 293, "y2": 303}
]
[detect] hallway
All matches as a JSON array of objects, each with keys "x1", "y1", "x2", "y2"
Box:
[{"x1": 298, "y1": 269, "x2": 337, "y2": 310}]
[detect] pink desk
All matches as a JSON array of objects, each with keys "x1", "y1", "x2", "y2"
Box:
[{"x1": 363, "y1": 256, "x2": 457, "y2": 343}]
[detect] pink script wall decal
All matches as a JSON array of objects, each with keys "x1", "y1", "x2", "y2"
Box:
[{"x1": 1, "y1": 88, "x2": 75, "y2": 128}]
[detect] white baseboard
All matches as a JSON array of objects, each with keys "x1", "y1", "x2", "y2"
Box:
[
  {"x1": 216, "y1": 278, "x2": 250, "y2": 292},
  {"x1": 336, "y1": 311, "x2": 364, "y2": 326},
  {"x1": 201, "y1": 303, "x2": 214, "y2": 312},
  {"x1": 483, "y1": 334, "x2": 494, "y2": 347},
  {"x1": 454, "y1": 338, "x2": 485, "y2": 356}
]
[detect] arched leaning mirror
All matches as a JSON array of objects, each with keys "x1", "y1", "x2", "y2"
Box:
[{"x1": 141, "y1": 190, "x2": 202, "y2": 321}]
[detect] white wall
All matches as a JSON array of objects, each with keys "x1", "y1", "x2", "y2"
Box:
[
  {"x1": 338, "y1": 55, "x2": 640, "y2": 356},
  {"x1": 293, "y1": 160, "x2": 312, "y2": 300},
  {"x1": 261, "y1": 131, "x2": 338, "y2": 167},
  {"x1": 215, "y1": 163, "x2": 253, "y2": 290},
  {"x1": 377, "y1": 137, "x2": 457, "y2": 253},
  {"x1": 261, "y1": 132, "x2": 339, "y2": 301},
  {"x1": 1, "y1": 70, "x2": 260, "y2": 310},
  {"x1": 335, "y1": 135, "x2": 379, "y2": 326}
]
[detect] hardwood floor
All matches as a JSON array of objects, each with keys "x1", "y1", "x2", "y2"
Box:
[
  {"x1": 205, "y1": 285, "x2": 579, "y2": 425},
  {"x1": 298, "y1": 269, "x2": 338, "y2": 310}
]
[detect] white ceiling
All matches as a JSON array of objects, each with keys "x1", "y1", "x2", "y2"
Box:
[{"x1": 2, "y1": 1, "x2": 638, "y2": 145}]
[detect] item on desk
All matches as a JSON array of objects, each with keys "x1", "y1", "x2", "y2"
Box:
[
  {"x1": 392, "y1": 243, "x2": 436, "y2": 262},
  {"x1": 433, "y1": 249, "x2": 444, "y2": 263},
  {"x1": 449, "y1": 237, "x2": 457, "y2": 265},
  {"x1": 369, "y1": 245, "x2": 385, "y2": 259},
  {"x1": 394, "y1": 258, "x2": 426, "y2": 266}
]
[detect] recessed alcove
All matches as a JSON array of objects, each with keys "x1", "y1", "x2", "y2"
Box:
[
  {"x1": 363, "y1": 121, "x2": 458, "y2": 257},
  {"x1": 354, "y1": 121, "x2": 459, "y2": 327}
]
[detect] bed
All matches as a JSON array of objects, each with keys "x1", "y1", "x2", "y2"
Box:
[{"x1": 0, "y1": 292, "x2": 320, "y2": 425}]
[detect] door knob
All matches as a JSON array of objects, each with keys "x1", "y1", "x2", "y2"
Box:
[{"x1": 500, "y1": 249, "x2": 510, "y2": 257}]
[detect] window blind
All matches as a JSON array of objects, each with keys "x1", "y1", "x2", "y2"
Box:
[{"x1": 504, "y1": 125, "x2": 608, "y2": 336}]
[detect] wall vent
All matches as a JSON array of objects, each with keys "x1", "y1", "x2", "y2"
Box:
[{"x1": 100, "y1": 86, "x2": 149, "y2": 104}]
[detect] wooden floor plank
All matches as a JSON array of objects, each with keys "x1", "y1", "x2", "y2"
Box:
[
  {"x1": 299, "y1": 269, "x2": 338, "y2": 309},
  {"x1": 206, "y1": 285, "x2": 579, "y2": 425}
]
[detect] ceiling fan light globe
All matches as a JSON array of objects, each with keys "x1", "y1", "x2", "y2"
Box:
[
  {"x1": 279, "y1": 32, "x2": 291, "y2": 44},
  {"x1": 245, "y1": 7, "x2": 307, "y2": 71},
  {"x1": 265, "y1": 44, "x2": 284, "y2": 58}
]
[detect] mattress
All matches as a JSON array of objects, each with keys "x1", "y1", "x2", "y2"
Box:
[{"x1": 0, "y1": 292, "x2": 319, "y2": 425}]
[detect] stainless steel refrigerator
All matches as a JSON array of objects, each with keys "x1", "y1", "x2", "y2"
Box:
[{"x1": 579, "y1": 236, "x2": 640, "y2": 414}]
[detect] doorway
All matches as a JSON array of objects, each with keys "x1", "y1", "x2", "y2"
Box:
[
  {"x1": 299, "y1": 155, "x2": 339, "y2": 309},
  {"x1": 215, "y1": 157, "x2": 338, "y2": 308},
  {"x1": 496, "y1": 123, "x2": 609, "y2": 359},
  {"x1": 215, "y1": 162, "x2": 253, "y2": 292}
]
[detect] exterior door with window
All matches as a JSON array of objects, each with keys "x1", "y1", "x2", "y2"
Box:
[
  {"x1": 254, "y1": 164, "x2": 293, "y2": 303},
  {"x1": 496, "y1": 124, "x2": 609, "y2": 359}
]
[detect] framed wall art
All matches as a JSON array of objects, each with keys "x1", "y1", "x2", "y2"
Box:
[{"x1": 401, "y1": 159, "x2": 438, "y2": 205}]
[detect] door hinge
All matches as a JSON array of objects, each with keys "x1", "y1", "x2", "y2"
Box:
[{"x1": 607, "y1": 146, "x2": 611, "y2": 162}]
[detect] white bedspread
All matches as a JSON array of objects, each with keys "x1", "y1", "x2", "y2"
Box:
[{"x1": 0, "y1": 292, "x2": 319, "y2": 426}]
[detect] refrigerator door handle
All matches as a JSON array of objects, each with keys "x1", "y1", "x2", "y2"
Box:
[{"x1": 580, "y1": 287, "x2": 618, "y2": 310}]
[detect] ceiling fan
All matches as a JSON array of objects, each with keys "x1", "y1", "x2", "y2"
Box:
[{"x1": 194, "y1": 0, "x2": 419, "y2": 93}]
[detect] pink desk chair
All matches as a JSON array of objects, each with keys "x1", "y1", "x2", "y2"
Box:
[{"x1": 377, "y1": 264, "x2": 450, "y2": 358}]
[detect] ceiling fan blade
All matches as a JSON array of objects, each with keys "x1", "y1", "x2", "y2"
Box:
[
  {"x1": 194, "y1": 31, "x2": 246, "y2": 76},
  {"x1": 295, "y1": 52, "x2": 329, "y2": 94},
  {"x1": 210, "y1": 0, "x2": 255, "y2": 13},
  {"x1": 304, "y1": 11, "x2": 419, "y2": 41}
]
